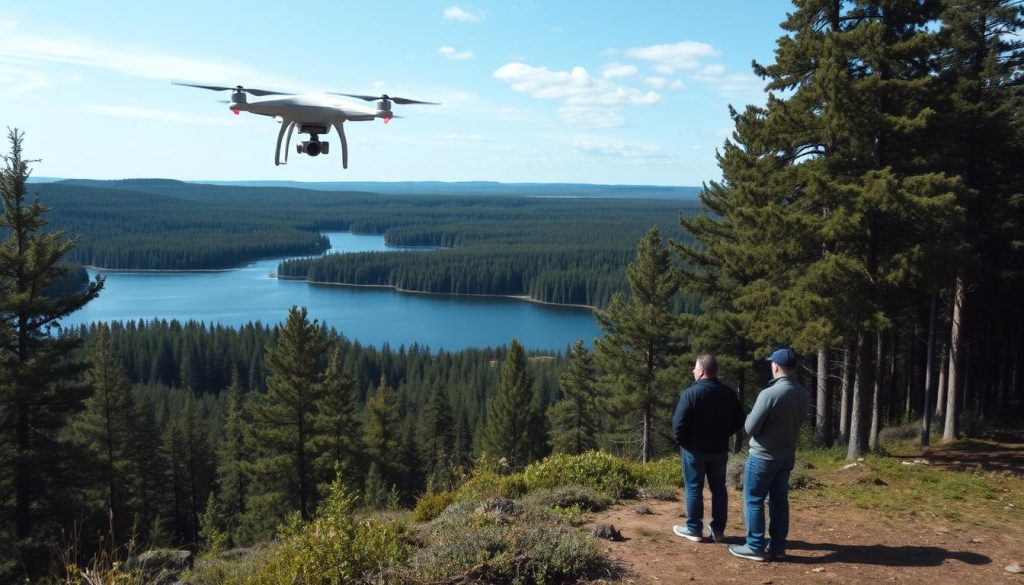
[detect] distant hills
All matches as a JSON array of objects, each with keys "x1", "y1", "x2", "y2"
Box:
[{"x1": 28, "y1": 177, "x2": 702, "y2": 200}]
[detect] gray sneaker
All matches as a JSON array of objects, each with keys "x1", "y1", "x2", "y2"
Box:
[
  {"x1": 672, "y1": 525, "x2": 703, "y2": 542},
  {"x1": 728, "y1": 544, "x2": 766, "y2": 561},
  {"x1": 710, "y1": 529, "x2": 725, "y2": 543},
  {"x1": 766, "y1": 547, "x2": 786, "y2": 561}
]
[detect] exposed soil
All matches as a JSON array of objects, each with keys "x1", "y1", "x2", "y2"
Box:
[{"x1": 586, "y1": 444, "x2": 1024, "y2": 585}]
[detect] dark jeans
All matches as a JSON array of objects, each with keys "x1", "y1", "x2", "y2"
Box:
[
  {"x1": 681, "y1": 448, "x2": 728, "y2": 534},
  {"x1": 743, "y1": 453, "x2": 795, "y2": 555}
]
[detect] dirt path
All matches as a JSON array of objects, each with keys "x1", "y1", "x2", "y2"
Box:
[{"x1": 586, "y1": 463, "x2": 1024, "y2": 584}]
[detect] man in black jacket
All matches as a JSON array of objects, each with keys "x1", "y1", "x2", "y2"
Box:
[{"x1": 671, "y1": 352, "x2": 745, "y2": 542}]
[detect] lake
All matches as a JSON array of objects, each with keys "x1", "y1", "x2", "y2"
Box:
[{"x1": 61, "y1": 232, "x2": 603, "y2": 352}]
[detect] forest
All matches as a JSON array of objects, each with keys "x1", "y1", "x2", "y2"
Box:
[
  {"x1": 2, "y1": 0, "x2": 1024, "y2": 582},
  {"x1": 35, "y1": 179, "x2": 695, "y2": 307}
]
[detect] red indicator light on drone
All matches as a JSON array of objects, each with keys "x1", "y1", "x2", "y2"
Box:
[{"x1": 232, "y1": 109, "x2": 240, "y2": 115}]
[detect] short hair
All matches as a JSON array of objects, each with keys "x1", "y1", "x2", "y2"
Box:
[{"x1": 696, "y1": 353, "x2": 719, "y2": 377}]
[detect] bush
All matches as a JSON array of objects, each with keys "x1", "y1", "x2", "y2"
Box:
[
  {"x1": 455, "y1": 469, "x2": 528, "y2": 502},
  {"x1": 522, "y1": 451, "x2": 639, "y2": 497},
  {"x1": 244, "y1": 480, "x2": 410, "y2": 584},
  {"x1": 632, "y1": 456, "x2": 684, "y2": 489},
  {"x1": 519, "y1": 486, "x2": 614, "y2": 512},
  {"x1": 413, "y1": 490, "x2": 458, "y2": 522},
  {"x1": 407, "y1": 521, "x2": 606, "y2": 584}
]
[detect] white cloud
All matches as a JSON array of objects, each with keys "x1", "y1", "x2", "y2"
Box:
[
  {"x1": 625, "y1": 41, "x2": 721, "y2": 73},
  {"x1": 494, "y1": 62, "x2": 661, "y2": 129},
  {"x1": 643, "y1": 76, "x2": 684, "y2": 90},
  {"x1": 558, "y1": 106, "x2": 625, "y2": 129},
  {"x1": 78, "y1": 104, "x2": 237, "y2": 127},
  {"x1": 571, "y1": 139, "x2": 667, "y2": 160},
  {"x1": 0, "y1": 63, "x2": 50, "y2": 95},
  {"x1": 602, "y1": 63, "x2": 637, "y2": 79},
  {"x1": 438, "y1": 46, "x2": 473, "y2": 60},
  {"x1": 443, "y1": 6, "x2": 483, "y2": 23},
  {"x1": 0, "y1": 20, "x2": 17, "y2": 31},
  {"x1": 493, "y1": 62, "x2": 660, "y2": 106},
  {"x1": 0, "y1": 34, "x2": 257, "y2": 85},
  {"x1": 693, "y1": 66, "x2": 764, "y2": 97}
]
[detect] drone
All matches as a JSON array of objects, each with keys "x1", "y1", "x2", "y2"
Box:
[{"x1": 174, "y1": 82, "x2": 439, "y2": 169}]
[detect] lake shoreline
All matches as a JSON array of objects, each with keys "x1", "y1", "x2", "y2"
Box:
[{"x1": 276, "y1": 275, "x2": 598, "y2": 311}]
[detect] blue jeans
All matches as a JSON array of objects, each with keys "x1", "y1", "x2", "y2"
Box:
[
  {"x1": 743, "y1": 454, "x2": 795, "y2": 555},
  {"x1": 680, "y1": 449, "x2": 728, "y2": 534}
]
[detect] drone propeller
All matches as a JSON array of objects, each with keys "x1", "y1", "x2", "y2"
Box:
[
  {"x1": 332, "y1": 93, "x2": 439, "y2": 105},
  {"x1": 173, "y1": 82, "x2": 290, "y2": 97}
]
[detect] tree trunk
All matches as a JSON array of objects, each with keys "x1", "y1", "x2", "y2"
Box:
[
  {"x1": 839, "y1": 340, "x2": 855, "y2": 445},
  {"x1": 848, "y1": 333, "x2": 873, "y2": 460},
  {"x1": 733, "y1": 369, "x2": 746, "y2": 453},
  {"x1": 944, "y1": 276, "x2": 966, "y2": 441},
  {"x1": 936, "y1": 342, "x2": 948, "y2": 419},
  {"x1": 905, "y1": 325, "x2": 917, "y2": 422},
  {"x1": 869, "y1": 330, "x2": 884, "y2": 451},
  {"x1": 921, "y1": 291, "x2": 936, "y2": 447},
  {"x1": 815, "y1": 347, "x2": 831, "y2": 446}
]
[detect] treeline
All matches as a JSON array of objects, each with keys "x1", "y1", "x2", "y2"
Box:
[
  {"x1": 674, "y1": 0, "x2": 1024, "y2": 457},
  {"x1": 280, "y1": 244, "x2": 699, "y2": 310},
  {"x1": 35, "y1": 179, "x2": 695, "y2": 307},
  {"x1": 36, "y1": 181, "x2": 329, "y2": 269}
]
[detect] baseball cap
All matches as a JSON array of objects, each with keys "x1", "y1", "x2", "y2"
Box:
[{"x1": 766, "y1": 348, "x2": 798, "y2": 368}]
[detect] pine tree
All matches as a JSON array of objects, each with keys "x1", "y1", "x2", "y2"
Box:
[
  {"x1": 209, "y1": 371, "x2": 250, "y2": 546},
  {"x1": 594, "y1": 228, "x2": 687, "y2": 462},
  {"x1": 314, "y1": 347, "x2": 363, "y2": 496},
  {"x1": 71, "y1": 325, "x2": 142, "y2": 547},
  {"x1": 249, "y1": 306, "x2": 328, "y2": 522},
  {"x1": 481, "y1": 339, "x2": 543, "y2": 469},
  {"x1": 547, "y1": 340, "x2": 600, "y2": 455},
  {"x1": 417, "y1": 383, "x2": 455, "y2": 489},
  {"x1": 162, "y1": 391, "x2": 210, "y2": 548},
  {"x1": 0, "y1": 129, "x2": 103, "y2": 576},
  {"x1": 362, "y1": 373, "x2": 402, "y2": 501},
  {"x1": 936, "y1": 0, "x2": 1024, "y2": 439}
]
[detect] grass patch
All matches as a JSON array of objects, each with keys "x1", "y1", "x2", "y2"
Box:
[{"x1": 790, "y1": 444, "x2": 1024, "y2": 532}]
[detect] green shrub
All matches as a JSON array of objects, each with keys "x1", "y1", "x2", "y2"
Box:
[
  {"x1": 407, "y1": 521, "x2": 606, "y2": 584},
  {"x1": 413, "y1": 490, "x2": 458, "y2": 522},
  {"x1": 519, "y1": 486, "x2": 614, "y2": 512},
  {"x1": 632, "y1": 456, "x2": 684, "y2": 488},
  {"x1": 522, "y1": 451, "x2": 639, "y2": 497},
  {"x1": 455, "y1": 468, "x2": 528, "y2": 501},
  {"x1": 244, "y1": 480, "x2": 410, "y2": 584}
]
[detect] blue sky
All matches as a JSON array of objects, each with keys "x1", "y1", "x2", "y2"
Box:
[{"x1": 0, "y1": 1, "x2": 793, "y2": 186}]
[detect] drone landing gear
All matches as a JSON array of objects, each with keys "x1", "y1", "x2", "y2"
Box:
[
  {"x1": 275, "y1": 119, "x2": 295, "y2": 166},
  {"x1": 274, "y1": 121, "x2": 348, "y2": 169}
]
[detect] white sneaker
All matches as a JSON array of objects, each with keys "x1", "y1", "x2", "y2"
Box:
[{"x1": 672, "y1": 524, "x2": 704, "y2": 541}]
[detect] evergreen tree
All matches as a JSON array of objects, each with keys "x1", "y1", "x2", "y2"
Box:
[
  {"x1": 547, "y1": 340, "x2": 600, "y2": 455},
  {"x1": 936, "y1": 0, "x2": 1024, "y2": 439},
  {"x1": 417, "y1": 383, "x2": 456, "y2": 490},
  {"x1": 362, "y1": 373, "x2": 402, "y2": 501},
  {"x1": 249, "y1": 306, "x2": 328, "y2": 522},
  {"x1": 481, "y1": 339, "x2": 543, "y2": 469},
  {"x1": 162, "y1": 391, "x2": 210, "y2": 548},
  {"x1": 314, "y1": 347, "x2": 363, "y2": 496},
  {"x1": 209, "y1": 371, "x2": 251, "y2": 546},
  {"x1": 0, "y1": 128, "x2": 103, "y2": 577},
  {"x1": 71, "y1": 325, "x2": 142, "y2": 547},
  {"x1": 594, "y1": 228, "x2": 688, "y2": 462}
]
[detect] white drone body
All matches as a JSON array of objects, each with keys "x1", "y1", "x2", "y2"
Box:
[{"x1": 175, "y1": 83, "x2": 439, "y2": 169}]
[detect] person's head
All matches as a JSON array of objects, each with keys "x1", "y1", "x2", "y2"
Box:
[
  {"x1": 766, "y1": 348, "x2": 797, "y2": 379},
  {"x1": 693, "y1": 352, "x2": 718, "y2": 380}
]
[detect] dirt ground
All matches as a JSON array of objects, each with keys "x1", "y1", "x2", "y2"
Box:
[{"x1": 586, "y1": 445, "x2": 1024, "y2": 585}]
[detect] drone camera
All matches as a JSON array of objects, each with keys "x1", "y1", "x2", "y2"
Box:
[{"x1": 297, "y1": 141, "x2": 329, "y2": 157}]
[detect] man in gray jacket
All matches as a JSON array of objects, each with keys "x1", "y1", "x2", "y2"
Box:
[{"x1": 729, "y1": 348, "x2": 810, "y2": 562}]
